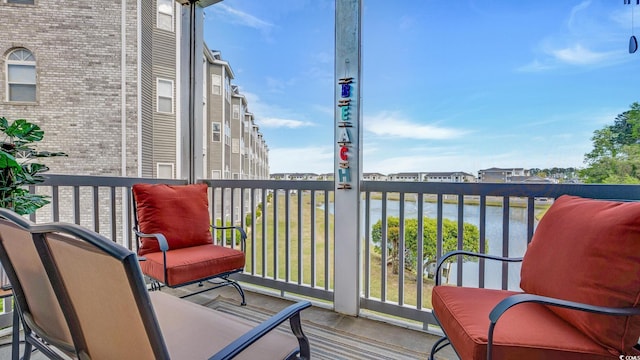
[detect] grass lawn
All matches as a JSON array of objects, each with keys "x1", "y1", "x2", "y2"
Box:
[{"x1": 246, "y1": 192, "x2": 436, "y2": 309}]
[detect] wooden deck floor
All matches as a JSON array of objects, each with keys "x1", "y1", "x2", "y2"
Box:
[{"x1": 0, "y1": 284, "x2": 459, "y2": 359}]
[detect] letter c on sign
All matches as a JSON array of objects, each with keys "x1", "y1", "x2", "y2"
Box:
[{"x1": 340, "y1": 146, "x2": 348, "y2": 161}]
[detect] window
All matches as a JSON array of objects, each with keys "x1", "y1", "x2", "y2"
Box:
[
  {"x1": 232, "y1": 104, "x2": 240, "y2": 119},
  {"x1": 211, "y1": 122, "x2": 221, "y2": 142},
  {"x1": 7, "y1": 0, "x2": 35, "y2": 4},
  {"x1": 157, "y1": 163, "x2": 174, "y2": 179},
  {"x1": 211, "y1": 170, "x2": 221, "y2": 179},
  {"x1": 157, "y1": 78, "x2": 173, "y2": 113},
  {"x1": 6, "y1": 48, "x2": 36, "y2": 102},
  {"x1": 157, "y1": 0, "x2": 173, "y2": 31},
  {"x1": 224, "y1": 121, "x2": 231, "y2": 144},
  {"x1": 225, "y1": 78, "x2": 231, "y2": 102},
  {"x1": 232, "y1": 139, "x2": 239, "y2": 153},
  {"x1": 211, "y1": 74, "x2": 221, "y2": 95}
]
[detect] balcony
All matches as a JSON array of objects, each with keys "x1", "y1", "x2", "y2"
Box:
[{"x1": 0, "y1": 175, "x2": 636, "y2": 358}]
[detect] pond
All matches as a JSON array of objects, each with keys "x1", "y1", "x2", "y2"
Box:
[{"x1": 322, "y1": 198, "x2": 542, "y2": 290}]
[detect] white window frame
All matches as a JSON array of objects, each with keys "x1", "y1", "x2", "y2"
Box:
[
  {"x1": 211, "y1": 170, "x2": 221, "y2": 179},
  {"x1": 211, "y1": 74, "x2": 221, "y2": 95},
  {"x1": 232, "y1": 139, "x2": 240, "y2": 154},
  {"x1": 157, "y1": 163, "x2": 175, "y2": 179},
  {"x1": 211, "y1": 122, "x2": 221, "y2": 142},
  {"x1": 232, "y1": 104, "x2": 240, "y2": 119},
  {"x1": 6, "y1": 48, "x2": 36, "y2": 102},
  {"x1": 225, "y1": 78, "x2": 231, "y2": 102},
  {"x1": 157, "y1": 0, "x2": 174, "y2": 32},
  {"x1": 224, "y1": 121, "x2": 231, "y2": 144},
  {"x1": 156, "y1": 78, "x2": 174, "y2": 114}
]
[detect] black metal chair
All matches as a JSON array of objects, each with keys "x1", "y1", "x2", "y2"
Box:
[{"x1": 0, "y1": 208, "x2": 311, "y2": 360}]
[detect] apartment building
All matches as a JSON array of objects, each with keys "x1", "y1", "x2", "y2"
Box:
[
  {"x1": 478, "y1": 167, "x2": 528, "y2": 183},
  {"x1": 1, "y1": 0, "x2": 269, "y2": 182},
  {"x1": 363, "y1": 173, "x2": 388, "y2": 181},
  {"x1": 388, "y1": 172, "x2": 424, "y2": 182},
  {"x1": 424, "y1": 172, "x2": 475, "y2": 183},
  {"x1": 230, "y1": 86, "x2": 246, "y2": 180}
]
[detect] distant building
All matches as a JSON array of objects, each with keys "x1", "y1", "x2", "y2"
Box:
[
  {"x1": 511, "y1": 176, "x2": 557, "y2": 184},
  {"x1": 272, "y1": 171, "x2": 474, "y2": 182},
  {"x1": 271, "y1": 173, "x2": 319, "y2": 180},
  {"x1": 478, "y1": 168, "x2": 529, "y2": 183},
  {"x1": 363, "y1": 173, "x2": 388, "y2": 181},
  {"x1": 388, "y1": 172, "x2": 423, "y2": 181},
  {"x1": 423, "y1": 172, "x2": 476, "y2": 183}
]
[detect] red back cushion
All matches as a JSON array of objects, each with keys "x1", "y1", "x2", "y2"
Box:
[
  {"x1": 520, "y1": 195, "x2": 640, "y2": 354},
  {"x1": 132, "y1": 183, "x2": 212, "y2": 256}
]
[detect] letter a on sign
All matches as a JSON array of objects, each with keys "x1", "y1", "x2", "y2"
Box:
[{"x1": 339, "y1": 128, "x2": 352, "y2": 144}]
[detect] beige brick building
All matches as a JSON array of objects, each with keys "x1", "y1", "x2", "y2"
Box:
[{"x1": 0, "y1": 0, "x2": 269, "y2": 181}]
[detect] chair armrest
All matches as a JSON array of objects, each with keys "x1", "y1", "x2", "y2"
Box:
[
  {"x1": 486, "y1": 293, "x2": 640, "y2": 359},
  {"x1": 208, "y1": 301, "x2": 312, "y2": 360},
  {"x1": 210, "y1": 225, "x2": 247, "y2": 252},
  {"x1": 133, "y1": 230, "x2": 169, "y2": 252},
  {"x1": 435, "y1": 250, "x2": 523, "y2": 286}
]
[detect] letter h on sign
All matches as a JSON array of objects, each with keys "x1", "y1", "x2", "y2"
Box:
[{"x1": 338, "y1": 168, "x2": 351, "y2": 183}]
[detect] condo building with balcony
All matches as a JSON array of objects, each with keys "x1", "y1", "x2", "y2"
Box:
[
  {"x1": 0, "y1": 0, "x2": 269, "y2": 182},
  {"x1": 478, "y1": 167, "x2": 529, "y2": 183}
]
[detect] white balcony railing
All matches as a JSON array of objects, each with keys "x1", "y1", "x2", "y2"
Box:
[{"x1": 15, "y1": 175, "x2": 640, "y2": 332}]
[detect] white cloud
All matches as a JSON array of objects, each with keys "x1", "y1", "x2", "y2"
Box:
[
  {"x1": 516, "y1": 59, "x2": 555, "y2": 73},
  {"x1": 551, "y1": 44, "x2": 614, "y2": 65},
  {"x1": 214, "y1": 4, "x2": 273, "y2": 31},
  {"x1": 259, "y1": 117, "x2": 315, "y2": 128},
  {"x1": 242, "y1": 91, "x2": 315, "y2": 129},
  {"x1": 365, "y1": 111, "x2": 468, "y2": 140},
  {"x1": 567, "y1": 1, "x2": 591, "y2": 29},
  {"x1": 518, "y1": 44, "x2": 623, "y2": 72},
  {"x1": 269, "y1": 146, "x2": 333, "y2": 173}
]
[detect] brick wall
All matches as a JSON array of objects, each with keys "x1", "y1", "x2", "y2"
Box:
[{"x1": 0, "y1": 0, "x2": 139, "y2": 177}]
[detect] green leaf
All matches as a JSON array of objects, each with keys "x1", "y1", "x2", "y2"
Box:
[
  {"x1": 5, "y1": 119, "x2": 44, "y2": 143},
  {"x1": 0, "y1": 117, "x2": 66, "y2": 214},
  {"x1": 0, "y1": 151, "x2": 21, "y2": 171}
]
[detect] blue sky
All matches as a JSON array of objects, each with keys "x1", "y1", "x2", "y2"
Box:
[{"x1": 203, "y1": 0, "x2": 640, "y2": 175}]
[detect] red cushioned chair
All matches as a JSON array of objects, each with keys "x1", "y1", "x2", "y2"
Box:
[
  {"x1": 132, "y1": 183, "x2": 247, "y2": 305},
  {"x1": 429, "y1": 195, "x2": 640, "y2": 360}
]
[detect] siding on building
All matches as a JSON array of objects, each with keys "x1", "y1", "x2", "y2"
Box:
[{"x1": 1, "y1": 1, "x2": 269, "y2": 182}]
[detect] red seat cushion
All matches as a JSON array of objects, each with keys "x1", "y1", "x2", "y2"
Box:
[
  {"x1": 133, "y1": 183, "x2": 212, "y2": 256},
  {"x1": 432, "y1": 286, "x2": 616, "y2": 360},
  {"x1": 140, "y1": 244, "x2": 245, "y2": 286},
  {"x1": 520, "y1": 195, "x2": 640, "y2": 354}
]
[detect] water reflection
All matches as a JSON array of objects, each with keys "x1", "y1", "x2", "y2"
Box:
[
  {"x1": 363, "y1": 198, "x2": 541, "y2": 290},
  {"x1": 320, "y1": 197, "x2": 542, "y2": 290}
]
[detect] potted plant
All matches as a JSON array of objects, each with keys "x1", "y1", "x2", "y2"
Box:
[{"x1": 0, "y1": 117, "x2": 67, "y2": 215}]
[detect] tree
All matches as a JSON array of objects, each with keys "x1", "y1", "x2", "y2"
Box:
[
  {"x1": 371, "y1": 216, "x2": 483, "y2": 274},
  {"x1": 580, "y1": 103, "x2": 640, "y2": 183}
]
